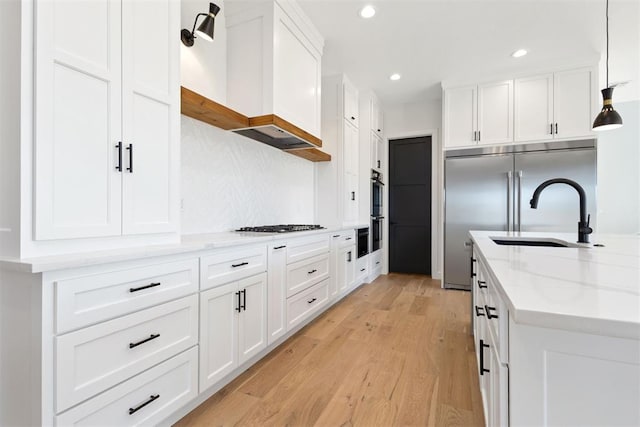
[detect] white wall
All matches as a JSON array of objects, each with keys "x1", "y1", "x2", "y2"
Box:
[
  {"x1": 385, "y1": 99, "x2": 442, "y2": 137},
  {"x1": 597, "y1": 100, "x2": 640, "y2": 235},
  {"x1": 180, "y1": 0, "x2": 315, "y2": 234},
  {"x1": 0, "y1": 0, "x2": 21, "y2": 257}
]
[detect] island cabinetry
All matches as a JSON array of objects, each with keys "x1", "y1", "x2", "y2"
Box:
[{"x1": 472, "y1": 254, "x2": 508, "y2": 427}]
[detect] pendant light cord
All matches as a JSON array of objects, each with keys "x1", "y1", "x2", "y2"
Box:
[{"x1": 606, "y1": 0, "x2": 609, "y2": 88}]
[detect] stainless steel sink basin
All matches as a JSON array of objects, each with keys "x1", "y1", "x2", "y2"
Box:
[{"x1": 491, "y1": 238, "x2": 569, "y2": 248}]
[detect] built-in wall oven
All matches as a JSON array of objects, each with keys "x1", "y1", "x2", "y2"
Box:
[
  {"x1": 371, "y1": 170, "x2": 384, "y2": 252},
  {"x1": 357, "y1": 227, "x2": 369, "y2": 258}
]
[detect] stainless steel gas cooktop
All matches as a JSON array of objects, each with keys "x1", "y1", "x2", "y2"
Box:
[{"x1": 235, "y1": 224, "x2": 325, "y2": 233}]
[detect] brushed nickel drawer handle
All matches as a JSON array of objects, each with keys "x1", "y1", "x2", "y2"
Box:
[{"x1": 129, "y1": 333, "x2": 160, "y2": 349}]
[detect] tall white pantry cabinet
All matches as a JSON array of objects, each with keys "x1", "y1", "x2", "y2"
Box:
[{"x1": 0, "y1": 0, "x2": 180, "y2": 260}]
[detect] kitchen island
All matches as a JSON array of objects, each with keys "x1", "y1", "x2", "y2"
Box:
[{"x1": 469, "y1": 230, "x2": 640, "y2": 426}]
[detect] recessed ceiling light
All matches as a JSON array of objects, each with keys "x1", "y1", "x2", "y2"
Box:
[
  {"x1": 389, "y1": 73, "x2": 401, "y2": 81},
  {"x1": 359, "y1": 5, "x2": 376, "y2": 19},
  {"x1": 511, "y1": 49, "x2": 528, "y2": 58}
]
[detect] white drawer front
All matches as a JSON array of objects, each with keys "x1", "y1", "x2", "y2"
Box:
[
  {"x1": 356, "y1": 256, "x2": 369, "y2": 277},
  {"x1": 286, "y1": 253, "x2": 329, "y2": 297},
  {"x1": 56, "y1": 259, "x2": 199, "y2": 333},
  {"x1": 286, "y1": 278, "x2": 329, "y2": 330},
  {"x1": 338, "y1": 230, "x2": 356, "y2": 248},
  {"x1": 370, "y1": 249, "x2": 383, "y2": 269},
  {"x1": 200, "y1": 245, "x2": 267, "y2": 290},
  {"x1": 56, "y1": 295, "x2": 198, "y2": 412},
  {"x1": 56, "y1": 347, "x2": 198, "y2": 426},
  {"x1": 286, "y1": 234, "x2": 330, "y2": 264}
]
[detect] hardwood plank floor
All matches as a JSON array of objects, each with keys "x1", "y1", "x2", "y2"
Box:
[{"x1": 175, "y1": 273, "x2": 484, "y2": 427}]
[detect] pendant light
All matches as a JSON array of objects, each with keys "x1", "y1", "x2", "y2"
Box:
[{"x1": 592, "y1": 0, "x2": 623, "y2": 131}]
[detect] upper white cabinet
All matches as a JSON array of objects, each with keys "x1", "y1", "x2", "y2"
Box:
[
  {"x1": 515, "y1": 68, "x2": 595, "y2": 142},
  {"x1": 343, "y1": 121, "x2": 359, "y2": 224},
  {"x1": 371, "y1": 133, "x2": 384, "y2": 171},
  {"x1": 444, "y1": 80, "x2": 513, "y2": 148},
  {"x1": 226, "y1": 0, "x2": 324, "y2": 137},
  {"x1": 343, "y1": 81, "x2": 359, "y2": 128},
  {"x1": 34, "y1": 0, "x2": 179, "y2": 240},
  {"x1": 371, "y1": 97, "x2": 384, "y2": 135}
]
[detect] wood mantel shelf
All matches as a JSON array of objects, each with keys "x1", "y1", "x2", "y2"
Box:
[{"x1": 180, "y1": 86, "x2": 331, "y2": 162}]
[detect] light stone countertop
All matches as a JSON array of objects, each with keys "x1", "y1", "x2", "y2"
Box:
[
  {"x1": 470, "y1": 230, "x2": 640, "y2": 340},
  {"x1": 0, "y1": 224, "x2": 370, "y2": 274}
]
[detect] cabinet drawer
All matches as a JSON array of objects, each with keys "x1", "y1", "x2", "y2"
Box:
[
  {"x1": 286, "y1": 253, "x2": 329, "y2": 297},
  {"x1": 200, "y1": 245, "x2": 267, "y2": 290},
  {"x1": 477, "y1": 258, "x2": 508, "y2": 363},
  {"x1": 55, "y1": 347, "x2": 198, "y2": 426},
  {"x1": 337, "y1": 230, "x2": 356, "y2": 248},
  {"x1": 370, "y1": 250, "x2": 383, "y2": 270},
  {"x1": 286, "y1": 278, "x2": 329, "y2": 330},
  {"x1": 286, "y1": 234, "x2": 330, "y2": 264},
  {"x1": 56, "y1": 295, "x2": 198, "y2": 412},
  {"x1": 356, "y1": 256, "x2": 369, "y2": 277},
  {"x1": 55, "y1": 259, "x2": 199, "y2": 333}
]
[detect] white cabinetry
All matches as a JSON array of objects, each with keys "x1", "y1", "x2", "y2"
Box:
[
  {"x1": 34, "y1": 0, "x2": 179, "y2": 240},
  {"x1": 200, "y1": 272, "x2": 267, "y2": 392},
  {"x1": 371, "y1": 132, "x2": 384, "y2": 171},
  {"x1": 514, "y1": 68, "x2": 595, "y2": 142},
  {"x1": 343, "y1": 120, "x2": 359, "y2": 223},
  {"x1": 444, "y1": 80, "x2": 513, "y2": 148},
  {"x1": 267, "y1": 242, "x2": 287, "y2": 344},
  {"x1": 337, "y1": 244, "x2": 355, "y2": 294},
  {"x1": 226, "y1": 0, "x2": 324, "y2": 137},
  {"x1": 371, "y1": 97, "x2": 384, "y2": 136}
]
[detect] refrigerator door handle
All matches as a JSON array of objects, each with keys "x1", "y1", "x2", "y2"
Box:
[
  {"x1": 507, "y1": 171, "x2": 513, "y2": 232},
  {"x1": 516, "y1": 170, "x2": 523, "y2": 231}
]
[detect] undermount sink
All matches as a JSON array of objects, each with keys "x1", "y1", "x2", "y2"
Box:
[
  {"x1": 492, "y1": 238, "x2": 569, "y2": 248},
  {"x1": 490, "y1": 236, "x2": 588, "y2": 248}
]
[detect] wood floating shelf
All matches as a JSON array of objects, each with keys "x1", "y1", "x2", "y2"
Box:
[{"x1": 180, "y1": 86, "x2": 331, "y2": 162}]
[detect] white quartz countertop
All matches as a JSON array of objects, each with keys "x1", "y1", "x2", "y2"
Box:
[
  {"x1": 0, "y1": 224, "x2": 369, "y2": 273},
  {"x1": 470, "y1": 230, "x2": 640, "y2": 340}
]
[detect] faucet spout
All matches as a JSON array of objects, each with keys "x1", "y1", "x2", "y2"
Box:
[{"x1": 529, "y1": 178, "x2": 593, "y2": 243}]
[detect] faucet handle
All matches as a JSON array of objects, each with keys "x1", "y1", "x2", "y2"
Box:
[{"x1": 581, "y1": 214, "x2": 593, "y2": 235}]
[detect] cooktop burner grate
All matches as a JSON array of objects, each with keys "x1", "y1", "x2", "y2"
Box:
[{"x1": 235, "y1": 224, "x2": 325, "y2": 233}]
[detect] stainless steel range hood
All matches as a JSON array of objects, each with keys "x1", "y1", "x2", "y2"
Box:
[{"x1": 231, "y1": 114, "x2": 322, "y2": 150}]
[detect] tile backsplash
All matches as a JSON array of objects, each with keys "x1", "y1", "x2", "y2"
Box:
[{"x1": 181, "y1": 116, "x2": 316, "y2": 234}]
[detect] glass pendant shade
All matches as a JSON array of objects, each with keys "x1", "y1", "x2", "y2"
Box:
[{"x1": 592, "y1": 87, "x2": 623, "y2": 131}]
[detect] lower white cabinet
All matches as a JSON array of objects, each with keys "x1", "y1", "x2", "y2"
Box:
[
  {"x1": 286, "y1": 278, "x2": 329, "y2": 330},
  {"x1": 267, "y1": 242, "x2": 287, "y2": 345},
  {"x1": 337, "y1": 244, "x2": 355, "y2": 294},
  {"x1": 56, "y1": 295, "x2": 198, "y2": 412},
  {"x1": 199, "y1": 272, "x2": 267, "y2": 392},
  {"x1": 355, "y1": 255, "x2": 369, "y2": 287},
  {"x1": 56, "y1": 347, "x2": 198, "y2": 426}
]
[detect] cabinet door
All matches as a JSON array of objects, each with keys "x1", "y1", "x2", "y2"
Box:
[
  {"x1": 554, "y1": 68, "x2": 595, "y2": 139},
  {"x1": 337, "y1": 245, "x2": 356, "y2": 293},
  {"x1": 370, "y1": 132, "x2": 379, "y2": 171},
  {"x1": 267, "y1": 243, "x2": 287, "y2": 344},
  {"x1": 444, "y1": 85, "x2": 477, "y2": 148},
  {"x1": 377, "y1": 106, "x2": 384, "y2": 135},
  {"x1": 376, "y1": 134, "x2": 384, "y2": 171},
  {"x1": 477, "y1": 80, "x2": 513, "y2": 145},
  {"x1": 200, "y1": 283, "x2": 238, "y2": 392},
  {"x1": 121, "y1": 0, "x2": 179, "y2": 235},
  {"x1": 34, "y1": 0, "x2": 122, "y2": 239},
  {"x1": 343, "y1": 122, "x2": 359, "y2": 223},
  {"x1": 514, "y1": 74, "x2": 554, "y2": 142},
  {"x1": 238, "y1": 273, "x2": 267, "y2": 365},
  {"x1": 273, "y1": 5, "x2": 321, "y2": 137},
  {"x1": 343, "y1": 81, "x2": 359, "y2": 128}
]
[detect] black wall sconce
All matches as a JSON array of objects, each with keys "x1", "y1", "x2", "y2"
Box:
[{"x1": 181, "y1": 3, "x2": 221, "y2": 47}]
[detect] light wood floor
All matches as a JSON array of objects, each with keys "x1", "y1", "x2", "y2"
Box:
[{"x1": 175, "y1": 273, "x2": 484, "y2": 427}]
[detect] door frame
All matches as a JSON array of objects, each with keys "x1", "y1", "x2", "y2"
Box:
[{"x1": 385, "y1": 129, "x2": 442, "y2": 280}]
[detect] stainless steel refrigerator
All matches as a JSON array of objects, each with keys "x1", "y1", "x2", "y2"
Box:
[{"x1": 444, "y1": 140, "x2": 597, "y2": 290}]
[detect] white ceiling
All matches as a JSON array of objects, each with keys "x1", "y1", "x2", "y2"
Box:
[{"x1": 298, "y1": 0, "x2": 640, "y2": 107}]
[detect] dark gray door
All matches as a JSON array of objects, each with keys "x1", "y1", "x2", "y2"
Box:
[{"x1": 389, "y1": 136, "x2": 432, "y2": 274}]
